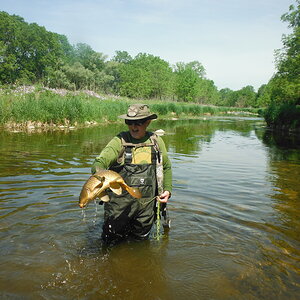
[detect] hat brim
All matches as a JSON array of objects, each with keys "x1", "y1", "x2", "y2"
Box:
[{"x1": 118, "y1": 113, "x2": 158, "y2": 121}]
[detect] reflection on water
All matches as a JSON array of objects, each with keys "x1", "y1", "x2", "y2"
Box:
[{"x1": 0, "y1": 117, "x2": 299, "y2": 299}]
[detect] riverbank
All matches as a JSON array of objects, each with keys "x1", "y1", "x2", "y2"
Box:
[
  {"x1": 263, "y1": 101, "x2": 300, "y2": 133},
  {"x1": 0, "y1": 85, "x2": 261, "y2": 132}
]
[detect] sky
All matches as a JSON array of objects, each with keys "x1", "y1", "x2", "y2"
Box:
[{"x1": 0, "y1": 0, "x2": 294, "y2": 90}]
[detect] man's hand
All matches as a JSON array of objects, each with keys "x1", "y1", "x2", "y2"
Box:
[{"x1": 158, "y1": 190, "x2": 171, "y2": 203}]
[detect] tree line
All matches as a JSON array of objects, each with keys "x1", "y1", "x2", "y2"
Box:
[
  {"x1": 263, "y1": 0, "x2": 300, "y2": 130},
  {"x1": 0, "y1": 2, "x2": 299, "y2": 111}
]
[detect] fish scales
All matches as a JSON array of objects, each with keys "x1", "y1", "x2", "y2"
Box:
[{"x1": 79, "y1": 170, "x2": 142, "y2": 208}]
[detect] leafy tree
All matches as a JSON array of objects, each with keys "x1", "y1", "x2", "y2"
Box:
[
  {"x1": 174, "y1": 62, "x2": 202, "y2": 102},
  {"x1": 186, "y1": 61, "x2": 206, "y2": 78},
  {"x1": 0, "y1": 12, "x2": 24, "y2": 83},
  {"x1": 256, "y1": 84, "x2": 272, "y2": 107},
  {"x1": 112, "y1": 50, "x2": 132, "y2": 64},
  {"x1": 0, "y1": 11, "x2": 70, "y2": 84},
  {"x1": 21, "y1": 22, "x2": 64, "y2": 80},
  {"x1": 53, "y1": 33, "x2": 74, "y2": 63},
  {"x1": 119, "y1": 53, "x2": 172, "y2": 99},
  {"x1": 272, "y1": 0, "x2": 300, "y2": 103},
  {"x1": 235, "y1": 85, "x2": 257, "y2": 107},
  {"x1": 73, "y1": 43, "x2": 107, "y2": 72},
  {"x1": 46, "y1": 68, "x2": 74, "y2": 90},
  {"x1": 119, "y1": 58, "x2": 151, "y2": 98},
  {"x1": 102, "y1": 60, "x2": 122, "y2": 94},
  {"x1": 148, "y1": 54, "x2": 173, "y2": 99},
  {"x1": 261, "y1": 1, "x2": 300, "y2": 130},
  {"x1": 63, "y1": 62, "x2": 94, "y2": 90},
  {"x1": 197, "y1": 79, "x2": 220, "y2": 104},
  {"x1": 219, "y1": 88, "x2": 234, "y2": 106}
]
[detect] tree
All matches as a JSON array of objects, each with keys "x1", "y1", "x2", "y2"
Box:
[
  {"x1": 102, "y1": 60, "x2": 122, "y2": 94},
  {"x1": 119, "y1": 53, "x2": 173, "y2": 99},
  {"x1": 112, "y1": 50, "x2": 132, "y2": 64},
  {"x1": 256, "y1": 84, "x2": 272, "y2": 107},
  {"x1": 0, "y1": 11, "x2": 70, "y2": 84},
  {"x1": 219, "y1": 88, "x2": 233, "y2": 106},
  {"x1": 272, "y1": 0, "x2": 300, "y2": 103},
  {"x1": 174, "y1": 61, "x2": 206, "y2": 102},
  {"x1": 53, "y1": 33, "x2": 74, "y2": 63},
  {"x1": 63, "y1": 62, "x2": 94, "y2": 90},
  {"x1": 0, "y1": 12, "x2": 24, "y2": 83},
  {"x1": 186, "y1": 61, "x2": 206, "y2": 78},
  {"x1": 73, "y1": 43, "x2": 107, "y2": 72},
  {"x1": 235, "y1": 85, "x2": 257, "y2": 107},
  {"x1": 197, "y1": 79, "x2": 220, "y2": 105}
]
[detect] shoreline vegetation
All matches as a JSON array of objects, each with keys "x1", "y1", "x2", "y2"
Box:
[{"x1": 0, "y1": 85, "x2": 261, "y2": 132}]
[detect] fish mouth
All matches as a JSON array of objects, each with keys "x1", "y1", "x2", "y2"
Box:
[
  {"x1": 79, "y1": 188, "x2": 90, "y2": 208},
  {"x1": 78, "y1": 199, "x2": 88, "y2": 208}
]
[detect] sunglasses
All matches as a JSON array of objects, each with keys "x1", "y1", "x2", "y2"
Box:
[{"x1": 125, "y1": 119, "x2": 147, "y2": 126}]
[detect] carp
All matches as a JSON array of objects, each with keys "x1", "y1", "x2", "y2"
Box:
[{"x1": 79, "y1": 170, "x2": 142, "y2": 208}]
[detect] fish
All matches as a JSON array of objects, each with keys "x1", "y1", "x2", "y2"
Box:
[{"x1": 79, "y1": 170, "x2": 142, "y2": 208}]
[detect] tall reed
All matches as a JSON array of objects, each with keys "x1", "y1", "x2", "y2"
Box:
[
  {"x1": 0, "y1": 90, "x2": 260, "y2": 126},
  {"x1": 0, "y1": 91, "x2": 129, "y2": 125}
]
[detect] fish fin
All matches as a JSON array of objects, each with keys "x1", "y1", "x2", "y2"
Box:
[
  {"x1": 94, "y1": 181, "x2": 104, "y2": 189},
  {"x1": 95, "y1": 190, "x2": 105, "y2": 198},
  {"x1": 97, "y1": 192, "x2": 110, "y2": 202},
  {"x1": 93, "y1": 175, "x2": 105, "y2": 186},
  {"x1": 120, "y1": 183, "x2": 142, "y2": 199},
  {"x1": 93, "y1": 174, "x2": 105, "y2": 181},
  {"x1": 128, "y1": 187, "x2": 142, "y2": 199},
  {"x1": 109, "y1": 182, "x2": 123, "y2": 195}
]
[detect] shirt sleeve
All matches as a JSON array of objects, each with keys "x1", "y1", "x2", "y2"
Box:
[
  {"x1": 157, "y1": 136, "x2": 173, "y2": 193},
  {"x1": 91, "y1": 136, "x2": 122, "y2": 174}
]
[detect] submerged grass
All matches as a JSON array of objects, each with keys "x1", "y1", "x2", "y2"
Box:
[{"x1": 0, "y1": 89, "x2": 260, "y2": 128}]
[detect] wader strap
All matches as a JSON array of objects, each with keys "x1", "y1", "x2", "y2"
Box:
[
  {"x1": 124, "y1": 146, "x2": 133, "y2": 164},
  {"x1": 151, "y1": 145, "x2": 157, "y2": 164},
  {"x1": 150, "y1": 134, "x2": 161, "y2": 164}
]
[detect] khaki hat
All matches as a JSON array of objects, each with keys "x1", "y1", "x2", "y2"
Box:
[{"x1": 118, "y1": 103, "x2": 157, "y2": 120}]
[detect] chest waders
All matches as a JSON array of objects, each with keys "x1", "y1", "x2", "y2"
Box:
[{"x1": 102, "y1": 132, "x2": 162, "y2": 243}]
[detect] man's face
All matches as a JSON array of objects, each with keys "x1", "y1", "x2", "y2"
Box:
[{"x1": 126, "y1": 119, "x2": 151, "y2": 139}]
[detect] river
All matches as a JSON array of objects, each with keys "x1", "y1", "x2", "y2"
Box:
[{"x1": 0, "y1": 117, "x2": 299, "y2": 299}]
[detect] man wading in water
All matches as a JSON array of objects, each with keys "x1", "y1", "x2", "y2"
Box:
[{"x1": 92, "y1": 104, "x2": 172, "y2": 244}]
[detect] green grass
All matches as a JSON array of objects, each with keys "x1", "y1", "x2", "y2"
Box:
[
  {"x1": 149, "y1": 102, "x2": 259, "y2": 117},
  {"x1": 0, "y1": 91, "x2": 129, "y2": 125},
  {"x1": 0, "y1": 88, "x2": 260, "y2": 127}
]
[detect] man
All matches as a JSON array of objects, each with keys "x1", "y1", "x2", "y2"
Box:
[{"x1": 91, "y1": 103, "x2": 172, "y2": 243}]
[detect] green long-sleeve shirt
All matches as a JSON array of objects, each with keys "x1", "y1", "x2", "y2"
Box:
[{"x1": 91, "y1": 132, "x2": 172, "y2": 193}]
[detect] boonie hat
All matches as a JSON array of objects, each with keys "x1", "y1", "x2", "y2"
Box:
[{"x1": 118, "y1": 104, "x2": 157, "y2": 120}]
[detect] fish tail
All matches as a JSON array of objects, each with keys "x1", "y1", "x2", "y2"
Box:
[{"x1": 125, "y1": 186, "x2": 142, "y2": 199}]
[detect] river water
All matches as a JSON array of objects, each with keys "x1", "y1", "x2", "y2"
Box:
[{"x1": 0, "y1": 117, "x2": 299, "y2": 299}]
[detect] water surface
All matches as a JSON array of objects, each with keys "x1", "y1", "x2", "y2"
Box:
[{"x1": 0, "y1": 117, "x2": 299, "y2": 299}]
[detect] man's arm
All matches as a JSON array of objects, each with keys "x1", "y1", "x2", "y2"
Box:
[{"x1": 91, "y1": 137, "x2": 122, "y2": 173}]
